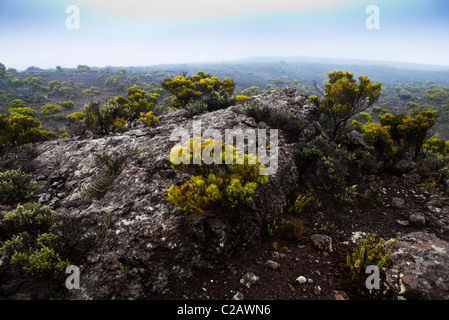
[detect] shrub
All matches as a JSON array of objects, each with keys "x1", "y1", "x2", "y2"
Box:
[
  {"x1": 362, "y1": 122, "x2": 394, "y2": 157},
  {"x1": 0, "y1": 169, "x2": 37, "y2": 204},
  {"x1": 82, "y1": 101, "x2": 130, "y2": 135},
  {"x1": 82, "y1": 151, "x2": 128, "y2": 199},
  {"x1": 9, "y1": 98, "x2": 27, "y2": 109},
  {"x1": 139, "y1": 111, "x2": 160, "y2": 127},
  {"x1": 41, "y1": 104, "x2": 63, "y2": 118},
  {"x1": 109, "y1": 87, "x2": 157, "y2": 118},
  {"x1": 3, "y1": 202, "x2": 56, "y2": 234},
  {"x1": 422, "y1": 137, "x2": 447, "y2": 156},
  {"x1": 67, "y1": 112, "x2": 85, "y2": 123},
  {"x1": 239, "y1": 86, "x2": 261, "y2": 97},
  {"x1": 241, "y1": 103, "x2": 307, "y2": 142},
  {"x1": 317, "y1": 71, "x2": 382, "y2": 140},
  {"x1": 346, "y1": 233, "x2": 399, "y2": 281},
  {"x1": 60, "y1": 100, "x2": 74, "y2": 110},
  {"x1": 236, "y1": 95, "x2": 250, "y2": 103},
  {"x1": 8, "y1": 107, "x2": 36, "y2": 117},
  {"x1": 161, "y1": 71, "x2": 235, "y2": 109},
  {"x1": 288, "y1": 194, "x2": 311, "y2": 214},
  {"x1": 113, "y1": 117, "x2": 127, "y2": 132},
  {"x1": 0, "y1": 113, "x2": 51, "y2": 146},
  {"x1": 278, "y1": 219, "x2": 306, "y2": 241},
  {"x1": 167, "y1": 138, "x2": 268, "y2": 214},
  {"x1": 0, "y1": 203, "x2": 70, "y2": 279}
]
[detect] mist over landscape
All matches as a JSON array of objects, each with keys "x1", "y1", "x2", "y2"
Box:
[{"x1": 1, "y1": 0, "x2": 449, "y2": 305}]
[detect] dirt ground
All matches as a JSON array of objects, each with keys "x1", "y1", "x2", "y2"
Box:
[{"x1": 148, "y1": 173, "x2": 434, "y2": 301}]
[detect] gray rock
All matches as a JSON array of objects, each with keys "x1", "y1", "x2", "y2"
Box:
[
  {"x1": 385, "y1": 231, "x2": 449, "y2": 300},
  {"x1": 391, "y1": 197, "x2": 405, "y2": 209},
  {"x1": 398, "y1": 89, "x2": 411, "y2": 99},
  {"x1": 409, "y1": 213, "x2": 426, "y2": 225},
  {"x1": 264, "y1": 260, "x2": 280, "y2": 270},
  {"x1": 29, "y1": 88, "x2": 311, "y2": 299},
  {"x1": 240, "y1": 272, "x2": 260, "y2": 288},
  {"x1": 232, "y1": 291, "x2": 244, "y2": 300},
  {"x1": 311, "y1": 234, "x2": 333, "y2": 251},
  {"x1": 295, "y1": 276, "x2": 307, "y2": 284}
]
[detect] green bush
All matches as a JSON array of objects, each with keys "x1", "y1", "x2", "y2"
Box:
[
  {"x1": 362, "y1": 122, "x2": 394, "y2": 157},
  {"x1": 0, "y1": 113, "x2": 51, "y2": 146},
  {"x1": 41, "y1": 104, "x2": 63, "y2": 118},
  {"x1": 82, "y1": 151, "x2": 127, "y2": 199},
  {"x1": 161, "y1": 71, "x2": 235, "y2": 110},
  {"x1": 139, "y1": 111, "x2": 159, "y2": 127},
  {"x1": 278, "y1": 219, "x2": 306, "y2": 241},
  {"x1": 8, "y1": 107, "x2": 36, "y2": 117},
  {"x1": 241, "y1": 103, "x2": 307, "y2": 142},
  {"x1": 346, "y1": 233, "x2": 399, "y2": 281},
  {"x1": 0, "y1": 169, "x2": 37, "y2": 204},
  {"x1": 9, "y1": 99, "x2": 27, "y2": 109},
  {"x1": 67, "y1": 112, "x2": 85, "y2": 123},
  {"x1": 82, "y1": 101, "x2": 130, "y2": 135},
  {"x1": 60, "y1": 100, "x2": 74, "y2": 110},
  {"x1": 0, "y1": 203, "x2": 70, "y2": 279},
  {"x1": 167, "y1": 138, "x2": 268, "y2": 214},
  {"x1": 3, "y1": 202, "x2": 55, "y2": 234},
  {"x1": 109, "y1": 87, "x2": 157, "y2": 118}
]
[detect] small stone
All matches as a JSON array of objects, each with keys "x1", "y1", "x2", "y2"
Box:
[
  {"x1": 295, "y1": 276, "x2": 307, "y2": 284},
  {"x1": 391, "y1": 197, "x2": 405, "y2": 209},
  {"x1": 333, "y1": 290, "x2": 349, "y2": 300},
  {"x1": 314, "y1": 285, "x2": 322, "y2": 295},
  {"x1": 409, "y1": 213, "x2": 426, "y2": 225},
  {"x1": 240, "y1": 272, "x2": 259, "y2": 288},
  {"x1": 264, "y1": 260, "x2": 280, "y2": 270},
  {"x1": 311, "y1": 234, "x2": 332, "y2": 251},
  {"x1": 233, "y1": 291, "x2": 244, "y2": 300}
]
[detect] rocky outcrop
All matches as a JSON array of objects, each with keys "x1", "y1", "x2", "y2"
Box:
[
  {"x1": 385, "y1": 231, "x2": 449, "y2": 300},
  {"x1": 29, "y1": 88, "x2": 317, "y2": 299}
]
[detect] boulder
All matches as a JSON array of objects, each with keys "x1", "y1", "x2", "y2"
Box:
[
  {"x1": 29, "y1": 88, "x2": 314, "y2": 299},
  {"x1": 385, "y1": 231, "x2": 449, "y2": 300}
]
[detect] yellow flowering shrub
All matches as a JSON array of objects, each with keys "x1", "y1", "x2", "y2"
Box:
[
  {"x1": 113, "y1": 117, "x2": 127, "y2": 132},
  {"x1": 346, "y1": 233, "x2": 399, "y2": 281},
  {"x1": 139, "y1": 111, "x2": 160, "y2": 127},
  {"x1": 167, "y1": 138, "x2": 268, "y2": 214}
]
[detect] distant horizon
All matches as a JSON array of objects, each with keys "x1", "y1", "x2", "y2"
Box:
[
  {"x1": 8, "y1": 55, "x2": 449, "y2": 73},
  {"x1": 1, "y1": 0, "x2": 448, "y2": 71}
]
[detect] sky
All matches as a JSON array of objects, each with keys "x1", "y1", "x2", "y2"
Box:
[{"x1": 0, "y1": 0, "x2": 448, "y2": 70}]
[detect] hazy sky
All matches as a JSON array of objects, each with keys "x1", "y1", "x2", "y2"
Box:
[{"x1": 1, "y1": 0, "x2": 448, "y2": 70}]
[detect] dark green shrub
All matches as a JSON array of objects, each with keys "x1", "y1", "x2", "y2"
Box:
[
  {"x1": 241, "y1": 103, "x2": 307, "y2": 142},
  {"x1": 41, "y1": 104, "x2": 63, "y2": 118},
  {"x1": 278, "y1": 219, "x2": 306, "y2": 241},
  {"x1": 8, "y1": 107, "x2": 36, "y2": 117},
  {"x1": 82, "y1": 151, "x2": 128, "y2": 199},
  {"x1": 82, "y1": 101, "x2": 130, "y2": 135},
  {"x1": 3, "y1": 202, "x2": 55, "y2": 235},
  {"x1": 0, "y1": 169, "x2": 37, "y2": 204},
  {"x1": 0, "y1": 113, "x2": 51, "y2": 146},
  {"x1": 9, "y1": 99, "x2": 27, "y2": 109},
  {"x1": 60, "y1": 100, "x2": 74, "y2": 110},
  {"x1": 0, "y1": 203, "x2": 70, "y2": 279}
]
